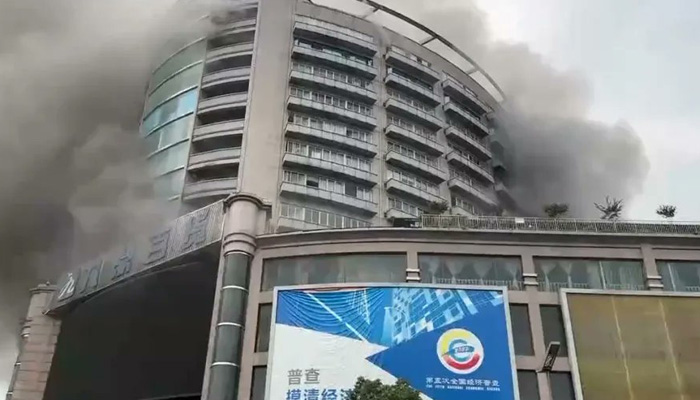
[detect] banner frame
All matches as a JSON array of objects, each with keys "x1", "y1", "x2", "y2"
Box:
[
  {"x1": 265, "y1": 282, "x2": 520, "y2": 400},
  {"x1": 560, "y1": 288, "x2": 700, "y2": 400}
]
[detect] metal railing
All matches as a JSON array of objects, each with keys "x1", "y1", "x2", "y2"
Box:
[
  {"x1": 538, "y1": 281, "x2": 647, "y2": 292},
  {"x1": 432, "y1": 277, "x2": 523, "y2": 291},
  {"x1": 420, "y1": 215, "x2": 700, "y2": 236}
]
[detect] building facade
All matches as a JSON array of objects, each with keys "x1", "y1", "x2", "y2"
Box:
[{"x1": 6, "y1": 1, "x2": 700, "y2": 400}]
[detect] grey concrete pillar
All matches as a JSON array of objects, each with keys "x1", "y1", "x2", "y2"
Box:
[{"x1": 202, "y1": 193, "x2": 270, "y2": 400}]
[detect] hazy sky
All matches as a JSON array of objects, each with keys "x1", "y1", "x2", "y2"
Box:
[{"x1": 474, "y1": 0, "x2": 700, "y2": 220}]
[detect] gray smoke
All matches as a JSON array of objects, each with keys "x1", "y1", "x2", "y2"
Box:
[
  {"x1": 361, "y1": 0, "x2": 650, "y2": 217},
  {"x1": 0, "y1": 0, "x2": 218, "y2": 390}
]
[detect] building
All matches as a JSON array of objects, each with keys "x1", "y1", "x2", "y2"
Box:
[{"x1": 6, "y1": 1, "x2": 700, "y2": 400}]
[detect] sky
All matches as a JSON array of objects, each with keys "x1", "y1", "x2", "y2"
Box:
[{"x1": 473, "y1": 0, "x2": 700, "y2": 220}]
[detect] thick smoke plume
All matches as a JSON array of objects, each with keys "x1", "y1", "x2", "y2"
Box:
[
  {"x1": 0, "y1": 0, "x2": 219, "y2": 390},
  {"x1": 361, "y1": 0, "x2": 650, "y2": 217}
]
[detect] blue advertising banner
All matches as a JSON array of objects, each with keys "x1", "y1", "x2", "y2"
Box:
[{"x1": 267, "y1": 285, "x2": 518, "y2": 400}]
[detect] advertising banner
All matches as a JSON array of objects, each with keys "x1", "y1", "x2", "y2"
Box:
[
  {"x1": 562, "y1": 291, "x2": 700, "y2": 400},
  {"x1": 267, "y1": 285, "x2": 518, "y2": 400}
]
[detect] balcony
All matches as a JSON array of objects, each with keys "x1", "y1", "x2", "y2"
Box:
[
  {"x1": 293, "y1": 21, "x2": 377, "y2": 56},
  {"x1": 285, "y1": 123, "x2": 376, "y2": 156},
  {"x1": 198, "y1": 93, "x2": 248, "y2": 114},
  {"x1": 206, "y1": 42, "x2": 254, "y2": 63},
  {"x1": 445, "y1": 126, "x2": 491, "y2": 160},
  {"x1": 211, "y1": 18, "x2": 257, "y2": 45},
  {"x1": 289, "y1": 69, "x2": 376, "y2": 103},
  {"x1": 384, "y1": 48, "x2": 440, "y2": 84},
  {"x1": 182, "y1": 178, "x2": 237, "y2": 201},
  {"x1": 447, "y1": 177, "x2": 497, "y2": 208},
  {"x1": 201, "y1": 67, "x2": 251, "y2": 90},
  {"x1": 385, "y1": 208, "x2": 419, "y2": 221},
  {"x1": 292, "y1": 44, "x2": 377, "y2": 78},
  {"x1": 280, "y1": 182, "x2": 377, "y2": 215},
  {"x1": 193, "y1": 120, "x2": 245, "y2": 142},
  {"x1": 385, "y1": 178, "x2": 445, "y2": 206},
  {"x1": 282, "y1": 153, "x2": 377, "y2": 186},
  {"x1": 384, "y1": 124, "x2": 444, "y2": 156},
  {"x1": 287, "y1": 96, "x2": 376, "y2": 129},
  {"x1": 495, "y1": 182, "x2": 516, "y2": 208},
  {"x1": 446, "y1": 151, "x2": 494, "y2": 183},
  {"x1": 442, "y1": 75, "x2": 492, "y2": 115},
  {"x1": 384, "y1": 98, "x2": 442, "y2": 130},
  {"x1": 188, "y1": 147, "x2": 241, "y2": 170},
  {"x1": 443, "y1": 100, "x2": 489, "y2": 136},
  {"x1": 385, "y1": 73, "x2": 440, "y2": 106},
  {"x1": 385, "y1": 151, "x2": 446, "y2": 183}
]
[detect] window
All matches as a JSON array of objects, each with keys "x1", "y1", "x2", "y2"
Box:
[
  {"x1": 150, "y1": 40, "x2": 206, "y2": 92},
  {"x1": 387, "y1": 141, "x2": 438, "y2": 167},
  {"x1": 292, "y1": 62, "x2": 372, "y2": 89},
  {"x1": 251, "y1": 367, "x2": 267, "y2": 400},
  {"x1": 153, "y1": 169, "x2": 185, "y2": 199},
  {"x1": 510, "y1": 305, "x2": 534, "y2": 355},
  {"x1": 144, "y1": 115, "x2": 193, "y2": 155},
  {"x1": 147, "y1": 141, "x2": 189, "y2": 177},
  {"x1": 255, "y1": 304, "x2": 272, "y2": 352},
  {"x1": 261, "y1": 254, "x2": 407, "y2": 290},
  {"x1": 388, "y1": 67, "x2": 432, "y2": 90},
  {"x1": 387, "y1": 114, "x2": 437, "y2": 140},
  {"x1": 540, "y1": 306, "x2": 568, "y2": 356},
  {"x1": 388, "y1": 197, "x2": 424, "y2": 217},
  {"x1": 285, "y1": 140, "x2": 372, "y2": 172},
  {"x1": 296, "y1": 16, "x2": 375, "y2": 44},
  {"x1": 448, "y1": 142, "x2": 488, "y2": 169},
  {"x1": 419, "y1": 255, "x2": 523, "y2": 290},
  {"x1": 451, "y1": 196, "x2": 486, "y2": 215},
  {"x1": 280, "y1": 203, "x2": 371, "y2": 229},
  {"x1": 290, "y1": 86, "x2": 373, "y2": 116},
  {"x1": 550, "y1": 372, "x2": 575, "y2": 400},
  {"x1": 518, "y1": 371, "x2": 540, "y2": 400},
  {"x1": 449, "y1": 168, "x2": 489, "y2": 193},
  {"x1": 536, "y1": 259, "x2": 645, "y2": 291},
  {"x1": 145, "y1": 63, "x2": 203, "y2": 115},
  {"x1": 658, "y1": 260, "x2": 700, "y2": 292},
  {"x1": 142, "y1": 88, "x2": 198, "y2": 134},
  {"x1": 387, "y1": 89, "x2": 434, "y2": 114},
  {"x1": 387, "y1": 168, "x2": 439, "y2": 195}
]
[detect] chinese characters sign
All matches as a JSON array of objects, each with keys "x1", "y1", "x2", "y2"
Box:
[
  {"x1": 267, "y1": 286, "x2": 518, "y2": 400},
  {"x1": 51, "y1": 201, "x2": 224, "y2": 310}
]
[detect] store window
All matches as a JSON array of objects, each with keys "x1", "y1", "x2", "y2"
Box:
[
  {"x1": 261, "y1": 254, "x2": 406, "y2": 291},
  {"x1": 419, "y1": 255, "x2": 523, "y2": 290},
  {"x1": 536, "y1": 258, "x2": 645, "y2": 292}
]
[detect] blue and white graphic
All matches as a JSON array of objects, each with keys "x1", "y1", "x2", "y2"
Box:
[{"x1": 267, "y1": 286, "x2": 518, "y2": 400}]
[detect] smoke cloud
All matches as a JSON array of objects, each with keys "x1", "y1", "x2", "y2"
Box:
[
  {"x1": 362, "y1": 0, "x2": 650, "y2": 217},
  {"x1": 0, "y1": 0, "x2": 218, "y2": 390}
]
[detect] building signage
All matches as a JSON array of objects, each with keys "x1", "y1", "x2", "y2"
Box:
[
  {"x1": 51, "y1": 200, "x2": 224, "y2": 310},
  {"x1": 267, "y1": 285, "x2": 519, "y2": 400},
  {"x1": 562, "y1": 290, "x2": 700, "y2": 400}
]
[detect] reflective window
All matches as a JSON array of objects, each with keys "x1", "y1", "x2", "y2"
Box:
[
  {"x1": 145, "y1": 63, "x2": 203, "y2": 115},
  {"x1": 142, "y1": 89, "x2": 198, "y2": 135},
  {"x1": 280, "y1": 203, "x2": 370, "y2": 229},
  {"x1": 144, "y1": 115, "x2": 193, "y2": 155},
  {"x1": 147, "y1": 141, "x2": 189, "y2": 176},
  {"x1": 419, "y1": 254, "x2": 523, "y2": 290},
  {"x1": 536, "y1": 259, "x2": 645, "y2": 292},
  {"x1": 153, "y1": 169, "x2": 185, "y2": 199},
  {"x1": 658, "y1": 260, "x2": 700, "y2": 292},
  {"x1": 550, "y1": 372, "x2": 575, "y2": 400},
  {"x1": 255, "y1": 304, "x2": 272, "y2": 352},
  {"x1": 251, "y1": 366, "x2": 267, "y2": 400},
  {"x1": 540, "y1": 306, "x2": 568, "y2": 356},
  {"x1": 510, "y1": 305, "x2": 534, "y2": 355},
  {"x1": 261, "y1": 254, "x2": 407, "y2": 291},
  {"x1": 518, "y1": 371, "x2": 540, "y2": 400},
  {"x1": 150, "y1": 40, "x2": 206, "y2": 91}
]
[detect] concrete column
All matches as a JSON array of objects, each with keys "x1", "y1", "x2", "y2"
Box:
[
  {"x1": 8, "y1": 284, "x2": 60, "y2": 400},
  {"x1": 641, "y1": 244, "x2": 664, "y2": 291},
  {"x1": 202, "y1": 193, "x2": 270, "y2": 400}
]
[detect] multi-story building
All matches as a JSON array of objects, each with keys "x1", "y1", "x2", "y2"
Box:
[{"x1": 6, "y1": 2, "x2": 700, "y2": 400}]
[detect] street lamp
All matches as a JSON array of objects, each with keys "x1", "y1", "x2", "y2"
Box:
[{"x1": 538, "y1": 341, "x2": 561, "y2": 398}]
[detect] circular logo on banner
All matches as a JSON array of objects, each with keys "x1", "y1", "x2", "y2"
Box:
[{"x1": 436, "y1": 328, "x2": 484, "y2": 374}]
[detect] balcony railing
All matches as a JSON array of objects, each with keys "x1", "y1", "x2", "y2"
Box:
[
  {"x1": 420, "y1": 215, "x2": 700, "y2": 236},
  {"x1": 385, "y1": 73, "x2": 440, "y2": 105},
  {"x1": 537, "y1": 281, "x2": 647, "y2": 292}
]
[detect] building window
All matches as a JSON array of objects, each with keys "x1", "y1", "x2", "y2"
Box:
[
  {"x1": 388, "y1": 197, "x2": 424, "y2": 217},
  {"x1": 419, "y1": 255, "x2": 523, "y2": 290},
  {"x1": 387, "y1": 113, "x2": 437, "y2": 141},
  {"x1": 386, "y1": 168, "x2": 439, "y2": 195},
  {"x1": 294, "y1": 38, "x2": 374, "y2": 67},
  {"x1": 285, "y1": 140, "x2": 372, "y2": 172},
  {"x1": 251, "y1": 366, "x2": 267, "y2": 400},
  {"x1": 535, "y1": 258, "x2": 645, "y2": 292},
  {"x1": 540, "y1": 306, "x2": 568, "y2": 357},
  {"x1": 517, "y1": 371, "x2": 540, "y2": 400},
  {"x1": 658, "y1": 261, "x2": 700, "y2": 292},
  {"x1": 255, "y1": 304, "x2": 272, "y2": 352},
  {"x1": 387, "y1": 89, "x2": 435, "y2": 115},
  {"x1": 510, "y1": 305, "x2": 534, "y2": 355},
  {"x1": 261, "y1": 254, "x2": 407, "y2": 291},
  {"x1": 280, "y1": 203, "x2": 370, "y2": 229},
  {"x1": 289, "y1": 86, "x2": 373, "y2": 116},
  {"x1": 550, "y1": 372, "x2": 575, "y2": 400}
]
